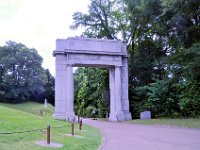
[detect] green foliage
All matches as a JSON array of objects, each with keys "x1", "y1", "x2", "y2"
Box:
[
  {"x1": 171, "y1": 43, "x2": 200, "y2": 81},
  {"x1": 71, "y1": 0, "x2": 127, "y2": 39},
  {"x1": 85, "y1": 106, "x2": 96, "y2": 118},
  {"x1": 74, "y1": 68, "x2": 109, "y2": 118},
  {"x1": 178, "y1": 81, "x2": 200, "y2": 117},
  {"x1": 145, "y1": 80, "x2": 180, "y2": 117},
  {"x1": 127, "y1": 0, "x2": 200, "y2": 118},
  {"x1": 0, "y1": 41, "x2": 55, "y2": 104},
  {"x1": 43, "y1": 69, "x2": 55, "y2": 105},
  {"x1": 71, "y1": 0, "x2": 200, "y2": 118}
]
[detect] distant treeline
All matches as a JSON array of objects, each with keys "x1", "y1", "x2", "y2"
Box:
[{"x1": 0, "y1": 41, "x2": 55, "y2": 105}]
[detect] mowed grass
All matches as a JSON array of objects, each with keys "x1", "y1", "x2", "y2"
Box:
[
  {"x1": 0, "y1": 102, "x2": 54, "y2": 116},
  {"x1": 128, "y1": 118, "x2": 200, "y2": 128},
  {"x1": 0, "y1": 102, "x2": 101, "y2": 150}
]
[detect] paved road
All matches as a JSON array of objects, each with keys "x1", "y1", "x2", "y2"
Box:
[{"x1": 84, "y1": 119, "x2": 200, "y2": 150}]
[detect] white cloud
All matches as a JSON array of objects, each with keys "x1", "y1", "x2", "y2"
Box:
[{"x1": 0, "y1": 0, "x2": 90, "y2": 75}]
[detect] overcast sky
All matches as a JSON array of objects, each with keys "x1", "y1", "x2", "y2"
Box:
[{"x1": 0, "y1": 0, "x2": 90, "y2": 75}]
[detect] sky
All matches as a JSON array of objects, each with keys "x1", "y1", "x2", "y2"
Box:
[{"x1": 0, "y1": 0, "x2": 90, "y2": 75}]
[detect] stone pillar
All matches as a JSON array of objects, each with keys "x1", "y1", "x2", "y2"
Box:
[
  {"x1": 54, "y1": 55, "x2": 67, "y2": 120},
  {"x1": 114, "y1": 66, "x2": 125, "y2": 121},
  {"x1": 121, "y1": 58, "x2": 132, "y2": 120},
  {"x1": 66, "y1": 64, "x2": 75, "y2": 121},
  {"x1": 109, "y1": 66, "x2": 126, "y2": 121},
  {"x1": 115, "y1": 66, "x2": 122, "y2": 112},
  {"x1": 109, "y1": 68, "x2": 117, "y2": 121}
]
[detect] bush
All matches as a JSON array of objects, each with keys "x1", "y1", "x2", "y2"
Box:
[
  {"x1": 179, "y1": 81, "x2": 200, "y2": 117},
  {"x1": 85, "y1": 106, "x2": 97, "y2": 118}
]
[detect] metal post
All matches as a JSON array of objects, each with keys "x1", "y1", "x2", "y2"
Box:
[
  {"x1": 71, "y1": 123, "x2": 74, "y2": 136},
  {"x1": 47, "y1": 124, "x2": 50, "y2": 144}
]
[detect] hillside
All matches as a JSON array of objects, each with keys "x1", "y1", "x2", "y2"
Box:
[{"x1": 0, "y1": 102, "x2": 101, "y2": 150}]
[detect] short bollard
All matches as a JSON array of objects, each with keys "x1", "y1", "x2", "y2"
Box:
[
  {"x1": 40, "y1": 110, "x2": 43, "y2": 116},
  {"x1": 47, "y1": 124, "x2": 50, "y2": 144},
  {"x1": 71, "y1": 123, "x2": 74, "y2": 136},
  {"x1": 79, "y1": 119, "x2": 82, "y2": 130}
]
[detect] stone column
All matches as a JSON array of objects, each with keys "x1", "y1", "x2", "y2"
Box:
[
  {"x1": 66, "y1": 64, "x2": 75, "y2": 121},
  {"x1": 54, "y1": 55, "x2": 67, "y2": 120},
  {"x1": 115, "y1": 66, "x2": 122, "y2": 112},
  {"x1": 121, "y1": 57, "x2": 132, "y2": 120},
  {"x1": 109, "y1": 66, "x2": 126, "y2": 121},
  {"x1": 109, "y1": 68, "x2": 117, "y2": 121},
  {"x1": 114, "y1": 66, "x2": 125, "y2": 121}
]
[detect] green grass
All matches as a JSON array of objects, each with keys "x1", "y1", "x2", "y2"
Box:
[
  {"x1": 0, "y1": 102, "x2": 54, "y2": 115},
  {"x1": 128, "y1": 118, "x2": 200, "y2": 128},
  {"x1": 0, "y1": 102, "x2": 101, "y2": 150}
]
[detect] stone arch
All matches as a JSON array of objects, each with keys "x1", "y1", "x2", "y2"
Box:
[{"x1": 53, "y1": 37, "x2": 132, "y2": 121}]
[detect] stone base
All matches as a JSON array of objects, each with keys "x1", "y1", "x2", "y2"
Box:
[
  {"x1": 109, "y1": 112, "x2": 125, "y2": 121},
  {"x1": 53, "y1": 112, "x2": 66, "y2": 120},
  {"x1": 35, "y1": 141, "x2": 63, "y2": 148},
  {"x1": 65, "y1": 134, "x2": 84, "y2": 138},
  {"x1": 109, "y1": 113, "x2": 118, "y2": 121},
  {"x1": 124, "y1": 111, "x2": 132, "y2": 120},
  {"x1": 66, "y1": 112, "x2": 75, "y2": 122},
  {"x1": 109, "y1": 111, "x2": 132, "y2": 121},
  {"x1": 53, "y1": 112, "x2": 76, "y2": 122}
]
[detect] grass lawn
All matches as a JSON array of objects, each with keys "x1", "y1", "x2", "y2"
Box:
[
  {"x1": 128, "y1": 118, "x2": 200, "y2": 128},
  {"x1": 0, "y1": 102, "x2": 102, "y2": 150},
  {"x1": 0, "y1": 102, "x2": 54, "y2": 116}
]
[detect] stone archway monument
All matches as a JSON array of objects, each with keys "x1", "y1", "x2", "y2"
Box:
[{"x1": 53, "y1": 37, "x2": 132, "y2": 121}]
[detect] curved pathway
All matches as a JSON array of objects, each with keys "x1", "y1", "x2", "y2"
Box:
[{"x1": 84, "y1": 119, "x2": 200, "y2": 150}]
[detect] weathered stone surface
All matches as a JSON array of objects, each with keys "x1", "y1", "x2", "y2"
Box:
[
  {"x1": 53, "y1": 37, "x2": 132, "y2": 121},
  {"x1": 56, "y1": 37, "x2": 127, "y2": 55},
  {"x1": 140, "y1": 111, "x2": 151, "y2": 120}
]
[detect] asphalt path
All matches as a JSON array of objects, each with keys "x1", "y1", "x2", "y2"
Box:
[{"x1": 84, "y1": 119, "x2": 200, "y2": 150}]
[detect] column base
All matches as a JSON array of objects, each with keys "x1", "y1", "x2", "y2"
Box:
[
  {"x1": 109, "y1": 111, "x2": 132, "y2": 121},
  {"x1": 124, "y1": 111, "x2": 132, "y2": 120},
  {"x1": 109, "y1": 112, "x2": 125, "y2": 121},
  {"x1": 66, "y1": 112, "x2": 75, "y2": 122},
  {"x1": 53, "y1": 112, "x2": 66, "y2": 120}
]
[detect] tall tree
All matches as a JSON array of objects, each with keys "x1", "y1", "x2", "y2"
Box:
[
  {"x1": 71, "y1": 0, "x2": 127, "y2": 40},
  {"x1": 71, "y1": 0, "x2": 200, "y2": 118},
  {"x1": 43, "y1": 69, "x2": 55, "y2": 105},
  {"x1": 0, "y1": 41, "x2": 54, "y2": 104},
  {"x1": 139, "y1": 0, "x2": 200, "y2": 117}
]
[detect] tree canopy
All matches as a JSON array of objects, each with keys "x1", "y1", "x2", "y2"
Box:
[
  {"x1": 72, "y1": 0, "x2": 200, "y2": 118},
  {"x1": 0, "y1": 41, "x2": 54, "y2": 104}
]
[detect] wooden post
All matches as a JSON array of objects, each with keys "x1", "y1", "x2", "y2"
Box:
[
  {"x1": 71, "y1": 123, "x2": 74, "y2": 136},
  {"x1": 79, "y1": 119, "x2": 82, "y2": 130},
  {"x1": 47, "y1": 124, "x2": 50, "y2": 144},
  {"x1": 40, "y1": 110, "x2": 43, "y2": 116}
]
